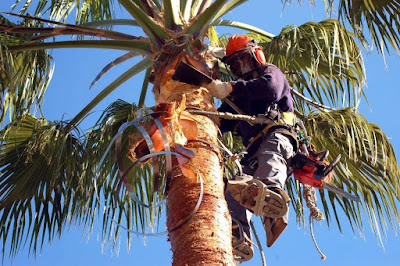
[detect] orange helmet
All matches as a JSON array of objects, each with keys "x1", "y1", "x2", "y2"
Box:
[{"x1": 223, "y1": 35, "x2": 266, "y2": 78}]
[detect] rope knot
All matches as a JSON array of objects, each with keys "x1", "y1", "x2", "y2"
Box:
[{"x1": 303, "y1": 184, "x2": 324, "y2": 221}]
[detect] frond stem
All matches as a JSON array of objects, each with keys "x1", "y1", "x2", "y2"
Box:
[{"x1": 291, "y1": 87, "x2": 336, "y2": 111}]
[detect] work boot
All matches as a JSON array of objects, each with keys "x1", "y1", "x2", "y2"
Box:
[
  {"x1": 232, "y1": 219, "x2": 254, "y2": 263},
  {"x1": 263, "y1": 216, "x2": 288, "y2": 247},
  {"x1": 227, "y1": 177, "x2": 290, "y2": 218}
]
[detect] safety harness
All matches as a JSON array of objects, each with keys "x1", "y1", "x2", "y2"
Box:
[{"x1": 228, "y1": 102, "x2": 298, "y2": 171}]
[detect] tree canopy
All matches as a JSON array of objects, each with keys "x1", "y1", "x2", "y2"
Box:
[{"x1": 1, "y1": 0, "x2": 400, "y2": 264}]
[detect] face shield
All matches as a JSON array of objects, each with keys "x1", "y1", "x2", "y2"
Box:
[{"x1": 223, "y1": 48, "x2": 260, "y2": 79}]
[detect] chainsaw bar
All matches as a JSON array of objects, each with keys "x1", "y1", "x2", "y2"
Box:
[
  {"x1": 322, "y1": 183, "x2": 361, "y2": 202},
  {"x1": 321, "y1": 154, "x2": 360, "y2": 202}
]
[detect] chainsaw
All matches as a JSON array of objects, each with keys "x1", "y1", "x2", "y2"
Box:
[
  {"x1": 292, "y1": 150, "x2": 360, "y2": 202},
  {"x1": 292, "y1": 149, "x2": 337, "y2": 189}
]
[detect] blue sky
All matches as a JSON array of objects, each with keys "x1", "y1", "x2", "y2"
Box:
[{"x1": 1, "y1": 1, "x2": 400, "y2": 266}]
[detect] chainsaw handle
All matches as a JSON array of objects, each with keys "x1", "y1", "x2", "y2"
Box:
[{"x1": 292, "y1": 153, "x2": 341, "y2": 189}]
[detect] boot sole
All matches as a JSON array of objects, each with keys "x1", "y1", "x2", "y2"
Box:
[{"x1": 227, "y1": 179, "x2": 288, "y2": 218}]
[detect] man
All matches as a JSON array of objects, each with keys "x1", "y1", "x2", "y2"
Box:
[{"x1": 207, "y1": 35, "x2": 298, "y2": 262}]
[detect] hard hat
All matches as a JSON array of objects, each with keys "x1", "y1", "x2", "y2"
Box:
[
  {"x1": 222, "y1": 35, "x2": 266, "y2": 78},
  {"x1": 225, "y1": 35, "x2": 266, "y2": 65}
]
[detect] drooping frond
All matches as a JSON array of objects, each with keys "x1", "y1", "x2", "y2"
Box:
[
  {"x1": 220, "y1": 131, "x2": 244, "y2": 180},
  {"x1": 0, "y1": 115, "x2": 88, "y2": 256},
  {"x1": 89, "y1": 52, "x2": 139, "y2": 89},
  {"x1": 138, "y1": 67, "x2": 152, "y2": 107},
  {"x1": 264, "y1": 19, "x2": 366, "y2": 110},
  {"x1": 298, "y1": 108, "x2": 400, "y2": 240},
  {"x1": 283, "y1": 0, "x2": 400, "y2": 55},
  {"x1": 339, "y1": 0, "x2": 400, "y2": 55},
  {"x1": 0, "y1": 15, "x2": 53, "y2": 125},
  {"x1": 84, "y1": 100, "x2": 164, "y2": 249}
]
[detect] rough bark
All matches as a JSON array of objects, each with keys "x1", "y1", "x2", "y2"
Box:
[{"x1": 158, "y1": 70, "x2": 235, "y2": 265}]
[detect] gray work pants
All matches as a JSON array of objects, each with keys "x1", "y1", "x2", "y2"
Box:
[{"x1": 227, "y1": 132, "x2": 295, "y2": 232}]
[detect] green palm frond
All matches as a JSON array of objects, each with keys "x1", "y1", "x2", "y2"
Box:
[
  {"x1": 180, "y1": 0, "x2": 193, "y2": 21},
  {"x1": 163, "y1": 0, "x2": 183, "y2": 30},
  {"x1": 80, "y1": 19, "x2": 139, "y2": 28},
  {"x1": 186, "y1": 0, "x2": 228, "y2": 39},
  {"x1": 220, "y1": 131, "x2": 245, "y2": 179},
  {"x1": 298, "y1": 108, "x2": 400, "y2": 239},
  {"x1": 265, "y1": 19, "x2": 366, "y2": 110},
  {"x1": 0, "y1": 15, "x2": 53, "y2": 125},
  {"x1": 2, "y1": 0, "x2": 399, "y2": 257},
  {"x1": 336, "y1": 0, "x2": 400, "y2": 55},
  {"x1": 0, "y1": 115, "x2": 88, "y2": 256},
  {"x1": 118, "y1": 0, "x2": 169, "y2": 49},
  {"x1": 284, "y1": 0, "x2": 400, "y2": 55},
  {"x1": 212, "y1": 0, "x2": 248, "y2": 22},
  {"x1": 211, "y1": 19, "x2": 274, "y2": 40},
  {"x1": 85, "y1": 100, "x2": 164, "y2": 248},
  {"x1": 0, "y1": 12, "x2": 139, "y2": 41},
  {"x1": 10, "y1": 0, "x2": 115, "y2": 24},
  {"x1": 138, "y1": 67, "x2": 152, "y2": 108},
  {"x1": 134, "y1": 0, "x2": 161, "y2": 20}
]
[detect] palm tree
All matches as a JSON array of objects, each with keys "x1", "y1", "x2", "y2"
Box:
[{"x1": 1, "y1": 0, "x2": 400, "y2": 264}]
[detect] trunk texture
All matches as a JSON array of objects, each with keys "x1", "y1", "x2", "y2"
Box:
[{"x1": 158, "y1": 70, "x2": 235, "y2": 265}]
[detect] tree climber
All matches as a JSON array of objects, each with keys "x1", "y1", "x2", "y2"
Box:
[{"x1": 207, "y1": 35, "x2": 298, "y2": 262}]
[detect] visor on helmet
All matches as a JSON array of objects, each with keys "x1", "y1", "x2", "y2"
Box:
[{"x1": 223, "y1": 48, "x2": 260, "y2": 79}]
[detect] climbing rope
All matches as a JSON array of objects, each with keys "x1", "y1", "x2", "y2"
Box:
[
  {"x1": 303, "y1": 184, "x2": 327, "y2": 260},
  {"x1": 296, "y1": 119, "x2": 327, "y2": 260},
  {"x1": 250, "y1": 220, "x2": 267, "y2": 266}
]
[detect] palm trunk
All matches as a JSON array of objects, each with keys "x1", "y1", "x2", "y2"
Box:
[{"x1": 157, "y1": 70, "x2": 235, "y2": 265}]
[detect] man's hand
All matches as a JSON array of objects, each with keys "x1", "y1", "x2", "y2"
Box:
[{"x1": 207, "y1": 80, "x2": 233, "y2": 99}]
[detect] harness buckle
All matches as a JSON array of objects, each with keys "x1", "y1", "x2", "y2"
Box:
[{"x1": 248, "y1": 158, "x2": 258, "y2": 169}]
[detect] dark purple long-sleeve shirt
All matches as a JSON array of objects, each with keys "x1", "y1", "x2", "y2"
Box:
[{"x1": 219, "y1": 63, "x2": 294, "y2": 149}]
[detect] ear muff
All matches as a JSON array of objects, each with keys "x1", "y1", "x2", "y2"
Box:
[{"x1": 253, "y1": 47, "x2": 266, "y2": 65}]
